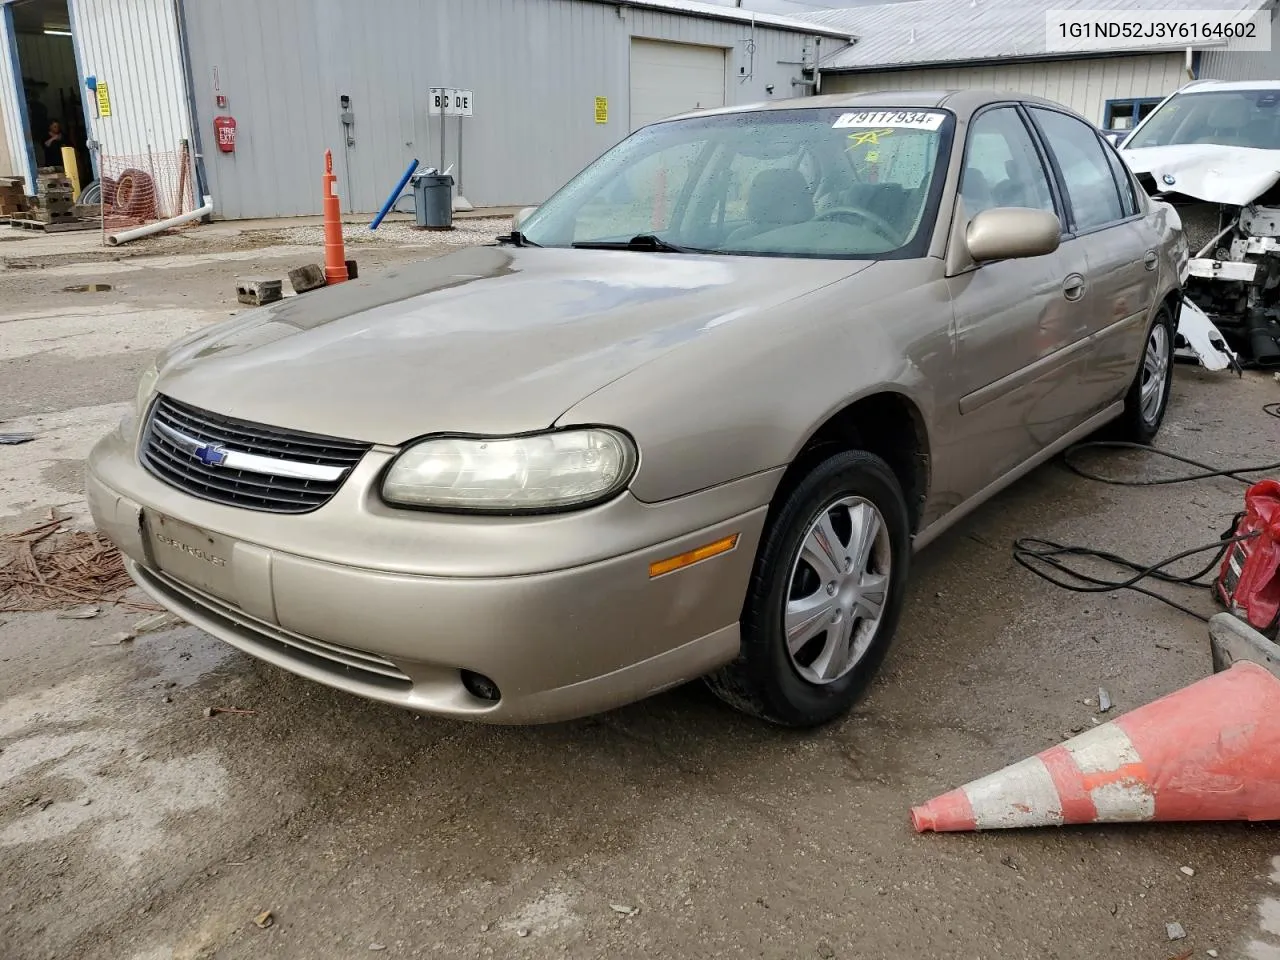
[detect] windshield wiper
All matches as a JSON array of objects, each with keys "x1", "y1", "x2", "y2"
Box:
[
  {"x1": 571, "y1": 233, "x2": 697, "y2": 253},
  {"x1": 497, "y1": 230, "x2": 541, "y2": 247}
]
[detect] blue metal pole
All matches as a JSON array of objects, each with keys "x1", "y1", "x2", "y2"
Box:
[{"x1": 370, "y1": 158, "x2": 419, "y2": 230}]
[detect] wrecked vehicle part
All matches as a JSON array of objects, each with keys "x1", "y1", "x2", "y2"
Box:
[
  {"x1": 1177, "y1": 297, "x2": 1239, "y2": 373},
  {"x1": 1135, "y1": 190, "x2": 1280, "y2": 368},
  {"x1": 1120, "y1": 83, "x2": 1280, "y2": 367}
]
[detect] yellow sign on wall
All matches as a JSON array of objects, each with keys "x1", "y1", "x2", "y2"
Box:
[
  {"x1": 95, "y1": 81, "x2": 111, "y2": 118},
  {"x1": 594, "y1": 96, "x2": 608, "y2": 124}
]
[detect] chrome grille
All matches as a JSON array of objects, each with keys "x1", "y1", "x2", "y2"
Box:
[{"x1": 141, "y1": 395, "x2": 371, "y2": 514}]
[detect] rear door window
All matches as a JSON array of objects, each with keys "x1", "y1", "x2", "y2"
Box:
[{"x1": 1030, "y1": 108, "x2": 1126, "y2": 232}]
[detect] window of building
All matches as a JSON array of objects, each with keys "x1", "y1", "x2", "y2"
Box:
[{"x1": 1103, "y1": 98, "x2": 1164, "y2": 131}]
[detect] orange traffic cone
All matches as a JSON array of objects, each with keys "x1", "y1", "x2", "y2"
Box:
[
  {"x1": 322, "y1": 150, "x2": 348, "y2": 285},
  {"x1": 912, "y1": 660, "x2": 1280, "y2": 832}
]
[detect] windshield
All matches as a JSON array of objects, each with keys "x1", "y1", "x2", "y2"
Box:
[
  {"x1": 518, "y1": 107, "x2": 955, "y2": 259},
  {"x1": 1126, "y1": 89, "x2": 1280, "y2": 151}
]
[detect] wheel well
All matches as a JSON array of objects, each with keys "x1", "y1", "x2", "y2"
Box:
[{"x1": 782, "y1": 393, "x2": 931, "y2": 533}]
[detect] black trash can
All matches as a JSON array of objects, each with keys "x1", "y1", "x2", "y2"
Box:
[{"x1": 412, "y1": 172, "x2": 454, "y2": 229}]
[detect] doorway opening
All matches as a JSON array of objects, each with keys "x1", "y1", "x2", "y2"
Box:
[{"x1": 9, "y1": 0, "x2": 92, "y2": 188}]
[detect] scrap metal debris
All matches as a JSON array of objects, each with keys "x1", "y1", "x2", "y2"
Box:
[
  {"x1": 1176, "y1": 298, "x2": 1240, "y2": 373},
  {"x1": 1123, "y1": 140, "x2": 1280, "y2": 367},
  {"x1": 0, "y1": 516, "x2": 160, "y2": 613},
  {"x1": 0, "y1": 432, "x2": 36, "y2": 445}
]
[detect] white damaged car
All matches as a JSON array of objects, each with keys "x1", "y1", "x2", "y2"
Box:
[{"x1": 1120, "y1": 79, "x2": 1280, "y2": 369}]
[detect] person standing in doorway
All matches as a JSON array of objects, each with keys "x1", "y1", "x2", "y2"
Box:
[{"x1": 42, "y1": 121, "x2": 64, "y2": 169}]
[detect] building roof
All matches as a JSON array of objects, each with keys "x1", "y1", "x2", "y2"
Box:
[
  {"x1": 597, "y1": 0, "x2": 857, "y2": 39},
  {"x1": 804, "y1": 0, "x2": 1270, "y2": 72}
]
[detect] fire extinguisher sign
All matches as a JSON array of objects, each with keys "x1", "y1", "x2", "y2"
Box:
[{"x1": 213, "y1": 115, "x2": 236, "y2": 153}]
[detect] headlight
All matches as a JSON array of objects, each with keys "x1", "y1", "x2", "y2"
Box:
[
  {"x1": 135, "y1": 361, "x2": 159, "y2": 417},
  {"x1": 381, "y1": 428, "x2": 638, "y2": 512}
]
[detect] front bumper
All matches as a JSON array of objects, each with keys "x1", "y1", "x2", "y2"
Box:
[{"x1": 87, "y1": 419, "x2": 774, "y2": 723}]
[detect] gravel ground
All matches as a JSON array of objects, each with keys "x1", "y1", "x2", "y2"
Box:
[{"x1": 275, "y1": 216, "x2": 510, "y2": 248}]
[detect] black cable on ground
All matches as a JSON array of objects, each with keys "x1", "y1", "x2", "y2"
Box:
[
  {"x1": 1062, "y1": 440, "x2": 1280, "y2": 487},
  {"x1": 1013, "y1": 420, "x2": 1278, "y2": 622},
  {"x1": 1265, "y1": 401, "x2": 1280, "y2": 420},
  {"x1": 1012, "y1": 531, "x2": 1255, "y2": 623}
]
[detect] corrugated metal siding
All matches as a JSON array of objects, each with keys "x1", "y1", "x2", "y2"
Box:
[
  {"x1": 0, "y1": 93, "x2": 14, "y2": 178},
  {"x1": 1199, "y1": 8, "x2": 1280, "y2": 81},
  {"x1": 820, "y1": 53, "x2": 1187, "y2": 127},
  {"x1": 0, "y1": 5, "x2": 32, "y2": 190},
  {"x1": 69, "y1": 0, "x2": 191, "y2": 160},
  {"x1": 807, "y1": 0, "x2": 1266, "y2": 70},
  {"x1": 183, "y1": 0, "x2": 825, "y2": 218}
]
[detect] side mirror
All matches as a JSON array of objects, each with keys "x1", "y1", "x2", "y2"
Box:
[
  {"x1": 512, "y1": 206, "x2": 538, "y2": 232},
  {"x1": 966, "y1": 207, "x2": 1061, "y2": 263}
]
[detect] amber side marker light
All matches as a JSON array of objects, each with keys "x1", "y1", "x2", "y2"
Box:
[{"x1": 649, "y1": 534, "x2": 740, "y2": 579}]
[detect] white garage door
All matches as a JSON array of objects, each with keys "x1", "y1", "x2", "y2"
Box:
[{"x1": 629, "y1": 38, "x2": 726, "y2": 131}]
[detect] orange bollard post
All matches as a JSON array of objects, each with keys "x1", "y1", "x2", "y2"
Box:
[{"x1": 322, "y1": 150, "x2": 349, "y2": 284}]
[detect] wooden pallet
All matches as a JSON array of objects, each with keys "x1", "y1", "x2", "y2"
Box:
[{"x1": 8, "y1": 217, "x2": 97, "y2": 233}]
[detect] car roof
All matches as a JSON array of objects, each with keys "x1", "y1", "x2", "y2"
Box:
[{"x1": 659, "y1": 88, "x2": 1089, "y2": 124}]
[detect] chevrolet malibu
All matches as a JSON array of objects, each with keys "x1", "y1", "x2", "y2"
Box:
[{"x1": 87, "y1": 90, "x2": 1185, "y2": 727}]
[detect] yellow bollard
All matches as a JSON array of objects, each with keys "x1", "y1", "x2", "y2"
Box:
[{"x1": 61, "y1": 146, "x2": 81, "y2": 202}]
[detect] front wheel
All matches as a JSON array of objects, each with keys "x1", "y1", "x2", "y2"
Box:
[
  {"x1": 1115, "y1": 303, "x2": 1175, "y2": 443},
  {"x1": 705, "y1": 450, "x2": 911, "y2": 727}
]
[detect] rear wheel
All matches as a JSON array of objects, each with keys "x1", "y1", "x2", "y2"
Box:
[
  {"x1": 705, "y1": 450, "x2": 911, "y2": 727},
  {"x1": 1115, "y1": 304, "x2": 1175, "y2": 443}
]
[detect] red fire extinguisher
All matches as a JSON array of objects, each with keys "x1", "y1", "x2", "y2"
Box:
[
  {"x1": 1216, "y1": 479, "x2": 1280, "y2": 638},
  {"x1": 213, "y1": 115, "x2": 236, "y2": 153}
]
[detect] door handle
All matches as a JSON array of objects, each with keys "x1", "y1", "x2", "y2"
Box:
[
  {"x1": 1062, "y1": 273, "x2": 1086, "y2": 301},
  {"x1": 1143, "y1": 249, "x2": 1159, "y2": 271}
]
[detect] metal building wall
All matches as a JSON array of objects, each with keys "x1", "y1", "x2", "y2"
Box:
[
  {"x1": 0, "y1": 94, "x2": 14, "y2": 177},
  {"x1": 182, "y1": 0, "x2": 824, "y2": 219},
  {"x1": 1199, "y1": 9, "x2": 1280, "y2": 81},
  {"x1": 0, "y1": 4, "x2": 33, "y2": 189},
  {"x1": 820, "y1": 53, "x2": 1187, "y2": 127},
  {"x1": 68, "y1": 0, "x2": 192, "y2": 164}
]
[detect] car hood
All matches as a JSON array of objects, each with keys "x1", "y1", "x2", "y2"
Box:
[
  {"x1": 1122, "y1": 143, "x2": 1280, "y2": 205},
  {"x1": 156, "y1": 245, "x2": 871, "y2": 445}
]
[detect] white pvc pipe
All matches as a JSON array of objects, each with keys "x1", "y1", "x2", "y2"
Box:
[{"x1": 106, "y1": 194, "x2": 213, "y2": 246}]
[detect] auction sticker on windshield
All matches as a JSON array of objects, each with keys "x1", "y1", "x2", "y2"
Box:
[{"x1": 832, "y1": 111, "x2": 946, "y2": 131}]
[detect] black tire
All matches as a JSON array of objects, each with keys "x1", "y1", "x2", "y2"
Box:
[
  {"x1": 705, "y1": 450, "x2": 911, "y2": 727},
  {"x1": 1114, "y1": 303, "x2": 1175, "y2": 444}
]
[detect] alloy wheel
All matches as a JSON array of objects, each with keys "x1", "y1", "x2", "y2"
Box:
[
  {"x1": 783, "y1": 495, "x2": 891, "y2": 685},
  {"x1": 1140, "y1": 323, "x2": 1171, "y2": 425}
]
